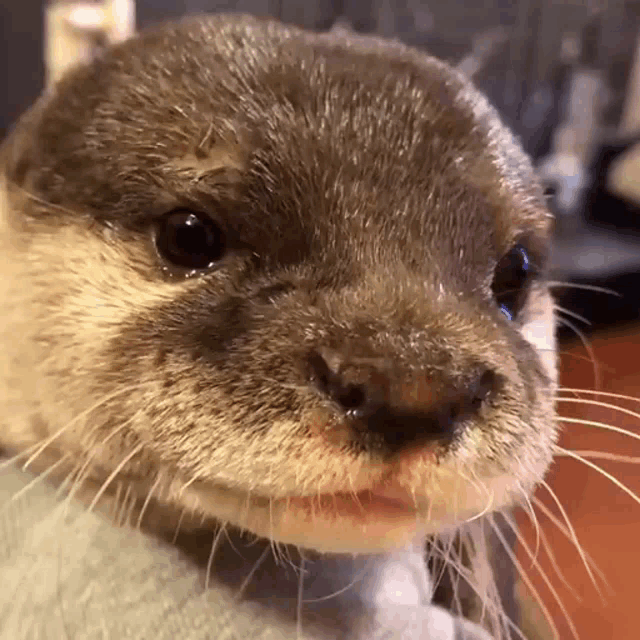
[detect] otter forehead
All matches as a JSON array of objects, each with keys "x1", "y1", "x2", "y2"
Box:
[{"x1": 5, "y1": 15, "x2": 549, "y2": 281}]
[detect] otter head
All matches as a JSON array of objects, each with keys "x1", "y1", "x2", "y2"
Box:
[{"x1": 0, "y1": 14, "x2": 556, "y2": 553}]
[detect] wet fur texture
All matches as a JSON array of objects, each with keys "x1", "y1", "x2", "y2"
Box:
[{"x1": 0, "y1": 13, "x2": 556, "y2": 637}]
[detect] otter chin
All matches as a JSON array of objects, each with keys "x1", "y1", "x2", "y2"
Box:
[
  {"x1": 174, "y1": 444, "x2": 528, "y2": 554},
  {"x1": 0, "y1": 12, "x2": 557, "y2": 640}
]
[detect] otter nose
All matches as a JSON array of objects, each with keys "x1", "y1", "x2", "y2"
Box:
[{"x1": 307, "y1": 350, "x2": 499, "y2": 455}]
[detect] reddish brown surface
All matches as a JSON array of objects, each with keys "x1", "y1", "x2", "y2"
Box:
[{"x1": 516, "y1": 326, "x2": 640, "y2": 639}]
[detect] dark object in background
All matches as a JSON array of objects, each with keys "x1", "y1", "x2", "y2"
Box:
[
  {"x1": 555, "y1": 134, "x2": 640, "y2": 342},
  {"x1": 585, "y1": 135, "x2": 640, "y2": 237},
  {"x1": 0, "y1": 0, "x2": 44, "y2": 141}
]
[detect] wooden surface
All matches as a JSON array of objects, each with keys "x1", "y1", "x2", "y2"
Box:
[{"x1": 516, "y1": 325, "x2": 640, "y2": 639}]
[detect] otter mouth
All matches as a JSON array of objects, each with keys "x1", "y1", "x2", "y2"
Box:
[
  {"x1": 279, "y1": 486, "x2": 421, "y2": 523},
  {"x1": 181, "y1": 469, "x2": 502, "y2": 553},
  {"x1": 179, "y1": 477, "x2": 426, "y2": 551},
  {"x1": 270, "y1": 485, "x2": 427, "y2": 552}
]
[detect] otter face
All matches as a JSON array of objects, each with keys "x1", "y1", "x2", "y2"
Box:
[{"x1": 0, "y1": 14, "x2": 556, "y2": 553}]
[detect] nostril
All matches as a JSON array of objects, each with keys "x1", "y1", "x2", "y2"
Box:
[
  {"x1": 470, "y1": 369, "x2": 497, "y2": 408},
  {"x1": 336, "y1": 383, "x2": 368, "y2": 412},
  {"x1": 307, "y1": 351, "x2": 372, "y2": 415},
  {"x1": 307, "y1": 351, "x2": 334, "y2": 396}
]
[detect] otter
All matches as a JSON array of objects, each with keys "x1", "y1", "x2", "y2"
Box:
[{"x1": 0, "y1": 13, "x2": 556, "y2": 639}]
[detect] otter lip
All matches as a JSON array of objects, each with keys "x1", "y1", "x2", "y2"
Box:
[{"x1": 280, "y1": 485, "x2": 420, "y2": 520}]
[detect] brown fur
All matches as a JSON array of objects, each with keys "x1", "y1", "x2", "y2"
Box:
[{"x1": 0, "y1": 13, "x2": 557, "y2": 635}]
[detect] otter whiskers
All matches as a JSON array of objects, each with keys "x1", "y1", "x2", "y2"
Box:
[
  {"x1": 501, "y1": 512, "x2": 580, "y2": 640},
  {"x1": 548, "y1": 281, "x2": 621, "y2": 297},
  {"x1": 553, "y1": 445, "x2": 640, "y2": 510},
  {"x1": 516, "y1": 481, "x2": 540, "y2": 566},
  {"x1": 489, "y1": 514, "x2": 562, "y2": 640},
  {"x1": 561, "y1": 450, "x2": 640, "y2": 464},
  {"x1": 530, "y1": 496, "x2": 610, "y2": 592},
  {"x1": 518, "y1": 506, "x2": 582, "y2": 601},
  {"x1": 539, "y1": 478, "x2": 601, "y2": 597}
]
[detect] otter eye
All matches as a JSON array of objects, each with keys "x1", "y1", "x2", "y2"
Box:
[
  {"x1": 492, "y1": 244, "x2": 531, "y2": 321},
  {"x1": 155, "y1": 209, "x2": 226, "y2": 270}
]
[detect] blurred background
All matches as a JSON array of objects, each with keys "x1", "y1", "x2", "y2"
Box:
[{"x1": 2, "y1": 1, "x2": 640, "y2": 638}]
